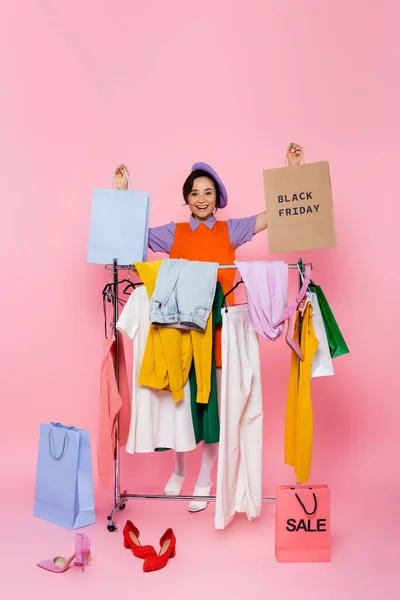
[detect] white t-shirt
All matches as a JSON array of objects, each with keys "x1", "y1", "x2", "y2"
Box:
[{"x1": 116, "y1": 286, "x2": 196, "y2": 453}]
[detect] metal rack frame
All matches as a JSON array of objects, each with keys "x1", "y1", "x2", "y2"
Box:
[{"x1": 105, "y1": 257, "x2": 308, "y2": 532}]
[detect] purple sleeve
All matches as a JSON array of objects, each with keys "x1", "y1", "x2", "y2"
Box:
[
  {"x1": 148, "y1": 221, "x2": 176, "y2": 254},
  {"x1": 226, "y1": 215, "x2": 257, "y2": 250}
]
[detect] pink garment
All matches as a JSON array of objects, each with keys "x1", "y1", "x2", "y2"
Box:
[
  {"x1": 97, "y1": 334, "x2": 130, "y2": 488},
  {"x1": 234, "y1": 261, "x2": 311, "y2": 359}
]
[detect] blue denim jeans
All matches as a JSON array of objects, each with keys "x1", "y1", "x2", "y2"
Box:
[{"x1": 149, "y1": 259, "x2": 218, "y2": 331}]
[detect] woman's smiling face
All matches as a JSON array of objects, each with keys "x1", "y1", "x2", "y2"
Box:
[{"x1": 186, "y1": 176, "x2": 217, "y2": 221}]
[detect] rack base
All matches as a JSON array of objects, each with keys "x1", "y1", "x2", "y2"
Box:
[{"x1": 106, "y1": 492, "x2": 276, "y2": 532}]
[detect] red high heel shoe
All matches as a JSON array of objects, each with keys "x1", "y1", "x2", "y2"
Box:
[
  {"x1": 123, "y1": 521, "x2": 156, "y2": 559},
  {"x1": 143, "y1": 528, "x2": 176, "y2": 572}
]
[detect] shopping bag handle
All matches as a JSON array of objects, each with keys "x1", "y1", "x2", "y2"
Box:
[
  {"x1": 295, "y1": 492, "x2": 317, "y2": 516},
  {"x1": 51, "y1": 422, "x2": 76, "y2": 430},
  {"x1": 111, "y1": 166, "x2": 134, "y2": 191},
  {"x1": 48, "y1": 429, "x2": 69, "y2": 461}
]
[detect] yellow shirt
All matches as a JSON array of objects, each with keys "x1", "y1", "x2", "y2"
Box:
[
  {"x1": 135, "y1": 261, "x2": 213, "y2": 404},
  {"x1": 285, "y1": 302, "x2": 319, "y2": 483}
]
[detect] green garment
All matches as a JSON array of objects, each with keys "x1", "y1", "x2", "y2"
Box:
[
  {"x1": 189, "y1": 282, "x2": 224, "y2": 445},
  {"x1": 309, "y1": 283, "x2": 349, "y2": 359}
]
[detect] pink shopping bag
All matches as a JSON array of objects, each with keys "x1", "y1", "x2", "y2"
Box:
[{"x1": 275, "y1": 485, "x2": 330, "y2": 562}]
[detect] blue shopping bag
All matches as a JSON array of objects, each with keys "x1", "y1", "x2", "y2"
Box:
[
  {"x1": 34, "y1": 423, "x2": 96, "y2": 529},
  {"x1": 87, "y1": 172, "x2": 150, "y2": 265}
]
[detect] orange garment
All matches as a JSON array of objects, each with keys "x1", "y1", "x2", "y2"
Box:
[
  {"x1": 97, "y1": 334, "x2": 130, "y2": 488},
  {"x1": 170, "y1": 221, "x2": 235, "y2": 366},
  {"x1": 284, "y1": 304, "x2": 319, "y2": 483},
  {"x1": 135, "y1": 260, "x2": 213, "y2": 404}
]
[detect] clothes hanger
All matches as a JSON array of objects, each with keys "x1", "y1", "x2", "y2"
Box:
[
  {"x1": 103, "y1": 291, "x2": 111, "y2": 338},
  {"x1": 102, "y1": 271, "x2": 144, "y2": 337},
  {"x1": 102, "y1": 276, "x2": 143, "y2": 301},
  {"x1": 122, "y1": 280, "x2": 144, "y2": 295},
  {"x1": 285, "y1": 261, "x2": 314, "y2": 360},
  {"x1": 222, "y1": 279, "x2": 244, "y2": 312},
  {"x1": 102, "y1": 283, "x2": 129, "y2": 338},
  {"x1": 119, "y1": 270, "x2": 144, "y2": 295},
  {"x1": 285, "y1": 315, "x2": 304, "y2": 361},
  {"x1": 298, "y1": 261, "x2": 314, "y2": 290},
  {"x1": 297, "y1": 262, "x2": 305, "y2": 283}
]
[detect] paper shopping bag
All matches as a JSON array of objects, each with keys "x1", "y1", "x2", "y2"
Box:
[
  {"x1": 309, "y1": 283, "x2": 349, "y2": 358},
  {"x1": 263, "y1": 161, "x2": 337, "y2": 253},
  {"x1": 275, "y1": 485, "x2": 330, "y2": 562},
  {"x1": 87, "y1": 174, "x2": 150, "y2": 265},
  {"x1": 34, "y1": 422, "x2": 96, "y2": 529}
]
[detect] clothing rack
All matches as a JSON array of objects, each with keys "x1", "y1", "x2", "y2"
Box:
[{"x1": 105, "y1": 257, "x2": 309, "y2": 532}]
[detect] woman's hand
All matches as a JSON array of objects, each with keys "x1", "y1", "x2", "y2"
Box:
[
  {"x1": 114, "y1": 164, "x2": 130, "y2": 190},
  {"x1": 287, "y1": 143, "x2": 304, "y2": 167}
]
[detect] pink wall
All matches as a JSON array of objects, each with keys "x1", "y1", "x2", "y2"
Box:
[{"x1": 0, "y1": 0, "x2": 398, "y2": 517}]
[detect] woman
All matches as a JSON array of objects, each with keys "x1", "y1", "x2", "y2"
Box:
[{"x1": 114, "y1": 150, "x2": 301, "y2": 511}]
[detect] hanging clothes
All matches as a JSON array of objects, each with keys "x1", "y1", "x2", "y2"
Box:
[
  {"x1": 97, "y1": 334, "x2": 130, "y2": 488},
  {"x1": 285, "y1": 303, "x2": 319, "y2": 483},
  {"x1": 149, "y1": 258, "x2": 218, "y2": 331},
  {"x1": 169, "y1": 220, "x2": 237, "y2": 367},
  {"x1": 235, "y1": 260, "x2": 288, "y2": 339},
  {"x1": 134, "y1": 261, "x2": 191, "y2": 401},
  {"x1": 235, "y1": 260, "x2": 311, "y2": 359},
  {"x1": 135, "y1": 260, "x2": 214, "y2": 404},
  {"x1": 189, "y1": 283, "x2": 224, "y2": 445},
  {"x1": 215, "y1": 305, "x2": 263, "y2": 530},
  {"x1": 116, "y1": 286, "x2": 196, "y2": 454}
]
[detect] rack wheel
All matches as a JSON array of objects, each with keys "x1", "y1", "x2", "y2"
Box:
[
  {"x1": 107, "y1": 523, "x2": 117, "y2": 532},
  {"x1": 119, "y1": 502, "x2": 126, "y2": 510}
]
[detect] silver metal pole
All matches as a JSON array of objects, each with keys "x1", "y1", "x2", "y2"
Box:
[
  {"x1": 106, "y1": 262, "x2": 310, "y2": 271},
  {"x1": 112, "y1": 259, "x2": 120, "y2": 508},
  {"x1": 116, "y1": 492, "x2": 276, "y2": 503}
]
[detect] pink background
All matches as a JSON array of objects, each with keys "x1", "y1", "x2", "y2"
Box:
[{"x1": 0, "y1": 0, "x2": 398, "y2": 598}]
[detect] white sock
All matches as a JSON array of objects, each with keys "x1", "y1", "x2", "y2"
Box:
[
  {"x1": 196, "y1": 443, "x2": 219, "y2": 487},
  {"x1": 174, "y1": 451, "x2": 187, "y2": 477}
]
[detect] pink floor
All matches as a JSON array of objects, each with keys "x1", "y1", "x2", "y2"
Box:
[{"x1": 1, "y1": 478, "x2": 396, "y2": 599}]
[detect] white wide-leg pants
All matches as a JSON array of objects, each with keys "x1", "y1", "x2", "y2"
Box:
[{"x1": 215, "y1": 305, "x2": 263, "y2": 530}]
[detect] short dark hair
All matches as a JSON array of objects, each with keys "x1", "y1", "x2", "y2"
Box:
[{"x1": 182, "y1": 169, "x2": 220, "y2": 206}]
